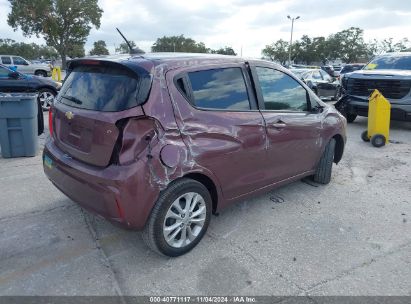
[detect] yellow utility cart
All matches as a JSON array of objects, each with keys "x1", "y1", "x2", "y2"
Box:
[{"x1": 361, "y1": 89, "x2": 391, "y2": 147}]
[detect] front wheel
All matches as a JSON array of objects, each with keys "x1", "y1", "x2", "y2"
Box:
[
  {"x1": 142, "y1": 178, "x2": 212, "y2": 257},
  {"x1": 312, "y1": 138, "x2": 335, "y2": 184},
  {"x1": 371, "y1": 134, "x2": 386, "y2": 148}
]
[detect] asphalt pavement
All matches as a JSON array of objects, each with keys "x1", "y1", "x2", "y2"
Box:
[{"x1": 0, "y1": 114, "x2": 410, "y2": 296}]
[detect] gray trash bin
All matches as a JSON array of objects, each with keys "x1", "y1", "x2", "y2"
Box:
[{"x1": 0, "y1": 93, "x2": 39, "y2": 158}]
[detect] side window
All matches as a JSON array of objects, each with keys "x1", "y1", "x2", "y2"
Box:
[
  {"x1": 1, "y1": 56, "x2": 12, "y2": 64},
  {"x1": 12, "y1": 57, "x2": 28, "y2": 65},
  {"x1": 187, "y1": 68, "x2": 251, "y2": 110},
  {"x1": 255, "y1": 67, "x2": 308, "y2": 111}
]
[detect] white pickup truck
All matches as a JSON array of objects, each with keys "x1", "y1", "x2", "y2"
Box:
[{"x1": 0, "y1": 55, "x2": 51, "y2": 77}]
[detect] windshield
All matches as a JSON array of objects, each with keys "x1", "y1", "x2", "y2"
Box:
[
  {"x1": 364, "y1": 55, "x2": 411, "y2": 70},
  {"x1": 58, "y1": 65, "x2": 142, "y2": 112}
]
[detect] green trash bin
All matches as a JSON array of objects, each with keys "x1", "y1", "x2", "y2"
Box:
[{"x1": 0, "y1": 93, "x2": 39, "y2": 158}]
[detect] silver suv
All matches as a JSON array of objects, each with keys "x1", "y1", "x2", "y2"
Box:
[
  {"x1": 0, "y1": 55, "x2": 51, "y2": 77},
  {"x1": 338, "y1": 52, "x2": 411, "y2": 123}
]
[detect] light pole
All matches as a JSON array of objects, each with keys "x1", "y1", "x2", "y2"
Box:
[{"x1": 287, "y1": 15, "x2": 300, "y2": 66}]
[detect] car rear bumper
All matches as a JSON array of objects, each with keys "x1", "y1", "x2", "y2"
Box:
[
  {"x1": 43, "y1": 138, "x2": 160, "y2": 230},
  {"x1": 344, "y1": 96, "x2": 411, "y2": 121}
]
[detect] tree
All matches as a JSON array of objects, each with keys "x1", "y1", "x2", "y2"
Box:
[
  {"x1": 261, "y1": 39, "x2": 289, "y2": 65},
  {"x1": 151, "y1": 35, "x2": 209, "y2": 53},
  {"x1": 211, "y1": 46, "x2": 237, "y2": 56},
  {"x1": 115, "y1": 41, "x2": 144, "y2": 54},
  {"x1": 7, "y1": 0, "x2": 103, "y2": 69},
  {"x1": 67, "y1": 43, "x2": 85, "y2": 58},
  {"x1": 327, "y1": 27, "x2": 368, "y2": 63},
  {"x1": 0, "y1": 38, "x2": 58, "y2": 59},
  {"x1": 90, "y1": 40, "x2": 109, "y2": 55}
]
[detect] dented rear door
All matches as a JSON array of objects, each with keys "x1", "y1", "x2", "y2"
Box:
[{"x1": 167, "y1": 63, "x2": 271, "y2": 200}]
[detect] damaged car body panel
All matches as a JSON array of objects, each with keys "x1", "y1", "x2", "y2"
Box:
[{"x1": 43, "y1": 53, "x2": 347, "y2": 256}]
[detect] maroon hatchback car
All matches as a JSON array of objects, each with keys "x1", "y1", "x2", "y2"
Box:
[{"x1": 43, "y1": 53, "x2": 346, "y2": 256}]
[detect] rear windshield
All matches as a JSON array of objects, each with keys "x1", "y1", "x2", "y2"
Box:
[
  {"x1": 58, "y1": 65, "x2": 142, "y2": 112},
  {"x1": 364, "y1": 55, "x2": 411, "y2": 70}
]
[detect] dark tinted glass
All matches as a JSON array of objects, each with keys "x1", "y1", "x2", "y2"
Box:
[
  {"x1": 364, "y1": 55, "x2": 411, "y2": 70},
  {"x1": 1, "y1": 57, "x2": 11, "y2": 64},
  {"x1": 58, "y1": 65, "x2": 141, "y2": 112},
  {"x1": 12, "y1": 57, "x2": 27, "y2": 65},
  {"x1": 256, "y1": 67, "x2": 308, "y2": 111},
  {"x1": 187, "y1": 68, "x2": 250, "y2": 110}
]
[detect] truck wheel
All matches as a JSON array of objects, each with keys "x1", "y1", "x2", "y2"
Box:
[
  {"x1": 361, "y1": 130, "x2": 370, "y2": 142},
  {"x1": 371, "y1": 134, "x2": 386, "y2": 148},
  {"x1": 346, "y1": 113, "x2": 357, "y2": 123},
  {"x1": 142, "y1": 178, "x2": 212, "y2": 257},
  {"x1": 35, "y1": 70, "x2": 48, "y2": 77},
  {"x1": 312, "y1": 138, "x2": 335, "y2": 185}
]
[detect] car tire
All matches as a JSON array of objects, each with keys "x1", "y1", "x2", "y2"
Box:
[
  {"x1": 142, "y1": 178, "x2": 212, "y2": 257},
  {"x1": 312, "y1": 138, "x2": 335, "y2": 185},
  {"x1": 35, "y1": 70, "x2": 48, "y2": 77},
  {"x1": 38, "y1": 88, "x2": 56, "y2": 111},
  {"x1": 346, "y1": 113, "x2": 357, "y2": 123},
  {"x1": 361, "y1": 130, "x2": 370, "y2": 142},
  {"x1": 371, "y1": 134, "x2": 386, "y2": 148}
]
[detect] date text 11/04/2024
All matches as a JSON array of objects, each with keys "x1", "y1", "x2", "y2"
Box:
[{"x1": 149, "y1": 296, "x2": 257, "y2": 303}]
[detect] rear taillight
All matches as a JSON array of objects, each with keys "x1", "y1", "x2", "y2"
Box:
[{"x1": 48, "y1": 105, "x2": 53, "y2": 136}]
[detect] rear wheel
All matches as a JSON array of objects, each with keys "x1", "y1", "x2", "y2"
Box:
[
  {"x1": 312, "y1": 138, "x2": 335, "y2": 185},
  {"x1": 38, "y1": 88, "x2": 56, "y2": 111},
  {"x1": 35, "y1": 70, "x2": 47, "y2": 77},
  {"x1": 371, "y1": 134, "x2": 386, "y2": 148},
  {"x1": 142, "y1": 178, "x2": 212, "y2": 257},
  {"x1": 361, "y1": 130, "x2": 370, "y2": 142}
]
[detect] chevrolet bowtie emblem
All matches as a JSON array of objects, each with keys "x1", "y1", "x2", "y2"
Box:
[{"x1": 65, "y1": 111, "x2": 74, "y2": 120}]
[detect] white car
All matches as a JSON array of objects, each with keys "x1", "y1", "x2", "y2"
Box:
[{"x1": 0, "y1": 55, "x2": 51, "y2": 77}]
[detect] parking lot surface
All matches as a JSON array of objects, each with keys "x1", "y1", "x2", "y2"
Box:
[{"x1": 0, "y1": 113, "x2": 410, "y2": 296}]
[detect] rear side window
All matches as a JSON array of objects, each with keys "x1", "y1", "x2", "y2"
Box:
[
  {"x1": 58, "y1": 65, "x2": 142, "y2": 112},
  {"x1": 1, "y1": 56, "x2": 11, "y2": 64},
  {"x1": 187, "y1": 68, "x2": 250, "y2": 110}
]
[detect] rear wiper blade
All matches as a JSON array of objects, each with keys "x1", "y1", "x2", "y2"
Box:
[{"x1": 61, "y1": 94, "x2": 83, "y2": 105}]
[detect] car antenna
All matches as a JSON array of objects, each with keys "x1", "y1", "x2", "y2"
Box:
[{"x1": 116, "y1": 28, "x2": 144, "y2": 54}]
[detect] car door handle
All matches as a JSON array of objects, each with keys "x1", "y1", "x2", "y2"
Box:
[{"x1": 271, "y1": 122, "x2": 286, "y2": 129}]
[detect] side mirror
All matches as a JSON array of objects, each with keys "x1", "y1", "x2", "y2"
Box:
[{"x1": 8, "y1": 72, "x2": 20, "y2": 79}]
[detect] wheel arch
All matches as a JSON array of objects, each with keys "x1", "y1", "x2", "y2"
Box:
[
  {"x1": 183, "y1": 172, "x2": 219, "y2": 214},
  {"x1": 38, "y1": 86, "x2": 58, "y2": 95}
]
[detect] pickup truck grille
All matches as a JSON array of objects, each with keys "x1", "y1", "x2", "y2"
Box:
[{"x1": 346, "y1": 78, "x2": 411, "y2": 99}]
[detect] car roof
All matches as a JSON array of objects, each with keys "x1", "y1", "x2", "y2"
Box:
[
  {"x1": 68, "y1": 52, "x2": 285, "y2": 74},
  {"x1": 375, "y1": 52, "x2": 411, "y2": 57}
]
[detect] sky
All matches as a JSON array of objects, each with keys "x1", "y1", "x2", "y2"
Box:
[{"x1": 1, "y1": 0, "x2": 411, "y2": 58}]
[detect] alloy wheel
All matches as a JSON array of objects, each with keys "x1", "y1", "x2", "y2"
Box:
[
  {"x1": 163, "y1": 192, "x2": 207, "y2": 248},
  {"x1": 38, "y1": 91, "x2": 55, "y2": 111}
]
